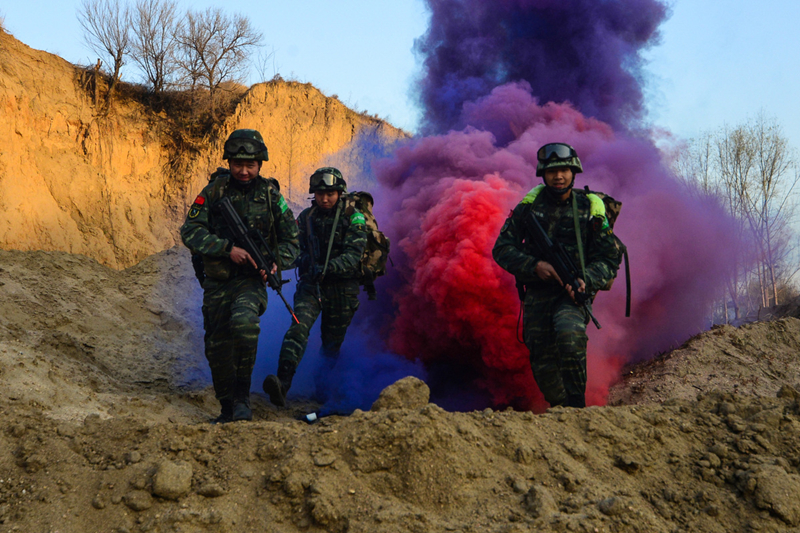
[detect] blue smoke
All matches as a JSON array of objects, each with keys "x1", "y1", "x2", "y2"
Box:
[{"x1": 253, "y1": 277, "x2": 426, "y2": 413}]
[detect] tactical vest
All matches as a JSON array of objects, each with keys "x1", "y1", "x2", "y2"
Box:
[
  {"x1": 520, "y1": 184, "x2": 630, "y2": 316},
  {"x1": 195, "y1": 170, "x2": 281, "y2": 282}
]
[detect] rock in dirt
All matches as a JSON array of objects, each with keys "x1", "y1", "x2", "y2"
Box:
[
  {"x1": 599, "y1": 496, "x2": 628, "y2": 516},
  {"x1": 751, "y1": 465, "x2": 800, "y2": 526},
  {"x1": 371, "y1": 376, "x2": 430, "y2": 411},
  {"x1": 151, "y1": 461, "x2": 193, "y2": 500},
  {"x1": 123, "y1": 490, "x2": 153, "y2": 512},
  {"x1": 313, "y1": 449, "x2": 337, "y2": 467},
  {"x1": 777, "y1": 384, "x2": 800, "y2": 400},
  {"x1": 523, "y1": 485, "x2": 557, "y2": 518},
  {"x1": 197, "y1": 482, "x2": 226, "y2": 498}
]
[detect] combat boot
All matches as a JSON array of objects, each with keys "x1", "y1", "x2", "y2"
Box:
[
  {"x1": 212, "y1": 399, "x2": 234, "y2": 424},
  {"x1": 262, "y1": 375, "x2": 284, "y2": 407},
  {"x1": 263, "y1": 360, "x2": 296, "y2": 407},
  {"x1": 232, "y1": 398, "x2": 252, "y2": 421},
  {"x1": 232, "y1": 377, "x2": 253, "y2": 421}
]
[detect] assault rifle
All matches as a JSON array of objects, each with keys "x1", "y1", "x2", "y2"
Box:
[
  {"x1": 216, "y1": 197, "x2": 299, "y2": 324},
  {"x1": 526, "y1": 212, "x2": 601, "y2": 330}
]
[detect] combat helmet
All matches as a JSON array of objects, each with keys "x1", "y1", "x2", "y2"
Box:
[
  {"x1": 309, "y1": 167, "x2": 347, "y2": 194},
  {"x1": 222, "y1": 129, "x2": 269, "y2": 161},
  {"x1": 535, "y1": 142, "x2": 583, "y2": 177}
]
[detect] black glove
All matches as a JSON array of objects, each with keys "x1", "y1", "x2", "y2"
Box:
[{"x1": 307, "y1": 263, "x2": 324, "y2": 283}]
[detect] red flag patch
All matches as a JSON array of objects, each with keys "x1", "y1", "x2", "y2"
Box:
[{"x1": 194, "y1": 195, "x2": 206, "y2": 205}]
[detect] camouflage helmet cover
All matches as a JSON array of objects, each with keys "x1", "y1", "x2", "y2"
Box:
[
  {"x1": 535, "y1": 142, "x2": 583, "y2": 177},
  {"x1": 223, "y1": 129, "x2": 269, "y2": 161},
  {"x1": 309, "y1": 167, "x2": 347, "y2": 193}
]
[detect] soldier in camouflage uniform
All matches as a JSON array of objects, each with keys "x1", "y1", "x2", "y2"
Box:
[
  {"x1": 263, "y1": 167, "x2": 367, "y2": 407},
  {"x1": 493, "y1": 143, "x2": 621, "y2": 408},
  {"x1": 181, "y1": 129, "x2": 299, "y2": 423}
]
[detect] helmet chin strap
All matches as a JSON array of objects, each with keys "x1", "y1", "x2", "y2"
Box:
[{"x1": 544, "y1": 177, "x2": 574, "y2": 198}]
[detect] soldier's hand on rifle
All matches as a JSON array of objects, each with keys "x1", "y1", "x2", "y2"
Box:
[
  {"x1": 534, "y1": 261, "x2": 563, "y2": 286},
  {"x1": 308, "y1": 263, "x2": 324, "y2": 283},
  {"x1": 565, "y1": 279, "x2": 586, "y2": 304},
  {"x1": 230, "y1": 246, "x2": 258, "y2": 269},
  {"x1": 257, "y1": 263, "x2": 277, "y2": 285}
]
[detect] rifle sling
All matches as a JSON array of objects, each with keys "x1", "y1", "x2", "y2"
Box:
[
  {"x1": 572, "y1": 193, "x2": 587, "y2": 283},
  {"x1": 321, "y1": 201, "x2": 342, "y2": 277}
]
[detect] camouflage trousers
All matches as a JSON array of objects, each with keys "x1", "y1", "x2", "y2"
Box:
[
  {"x1": 278, "y1": 279, "x2": 360, "y2": 370},
  {"x1": 523, "y1": 286, "x2": 590, "y2": 407},
  {"x1": 202, "y1": 275, "x2": 268, "y2": 403}
]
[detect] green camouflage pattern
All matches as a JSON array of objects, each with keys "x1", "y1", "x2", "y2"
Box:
[
  {"x1": 536, "y1": 155, "x2": 583, "y2": 177},
  {"x1": 523, "y1": 286, "x2": 589, "y2": 405},
  {"x1": 201, "y1": 276, "x2": 268, "y2": 403},
  {"x1": 493, "y1": 188, "x2": 620, "y2": 292},
  {"x1": 180, "y1": 173, "x2": 299, "y2": 405},
  {"x1": 223, "y1": 129, "x2": 269, "y2": 161},
  {"x1": 276, "y1": 199, "x2": 367, "y2": 375},
  {"x1": 180, "y1": 174, "x2": 300, "y2": 274},
  {"x1": 278, "y1": 279, "x2": 361, "y2": 367},
  {"x1": 493, "y1": 188, "x2": 621, "y2": 406},
  {"x1": 309, "y1": 167, "x2": 347, "y2": 193},
  {"x1": 295, "y1": 201, "x2": 367, "y2": 282}
]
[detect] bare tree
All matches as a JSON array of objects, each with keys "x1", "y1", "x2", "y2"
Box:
[
  {"x1": 749, "y1": 113, "x2": 798, "y2": 305},
  {"x1": 174, "y1": 8, "x2": 263, "y2": 121},
  {"x1": 712, "y1": 114, "x2": 799, "y2": 314},
  {"x1": 77, "y1": 0, "x2": 131, "y2": 112},
  {"x1": 130, "y1": 0, "x2": 179, "y2": 95}
]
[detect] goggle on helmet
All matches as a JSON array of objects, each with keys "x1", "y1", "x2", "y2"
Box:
[
  {"x1": 535, "y1": 142, "x2": 583, "y2": 177},
  {"x1": 309, "y1": 167, "x2": 347, "y2": 193},
  {"x1": 222, "y1": 129, "x2": 269, "y2": 161}
]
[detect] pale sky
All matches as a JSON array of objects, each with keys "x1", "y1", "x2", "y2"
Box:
[{"x1": 3, "y1": 1, "x2": 800, "y2": 149}]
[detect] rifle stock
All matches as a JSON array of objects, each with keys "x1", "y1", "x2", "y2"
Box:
[
  {"x1": 526, "y1": 212, "x2": 601, "y2": 329},
  {"x1": 216, "y1": 197, "x2": 299, "y2": 324}
]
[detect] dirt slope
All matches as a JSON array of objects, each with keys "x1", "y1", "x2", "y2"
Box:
[
  {"x1": 608, "y1": 320, "x2": 800, "y2": 406},
  {"x1": 0, "y1": 31, "x2": 406, "y2": 269},
  {"x1": 1, "y1": 248, "x2": 800, "y2": 533}
]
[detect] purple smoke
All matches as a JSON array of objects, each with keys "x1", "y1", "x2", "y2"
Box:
[{"x1": 415, "y1": 0, "x2": 669, "y2": 135}]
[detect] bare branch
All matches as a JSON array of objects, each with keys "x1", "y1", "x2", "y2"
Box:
[
  {"x1": 77, "y1": 0, "x2": 131, "y2": 110},
  {"x1": 130, "y1": 0, "x2": 180, "y2": 95},
  {"x1": 174, "y1": 7, "x2": 263, "y2": 121}
]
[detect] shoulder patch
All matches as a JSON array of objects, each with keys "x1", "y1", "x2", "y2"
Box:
[
  {"x1": 193, "y1": 195, "x2": 206, "y2": 206},
  {"x1": 586, "y1": 193, "x2": 609, "y2": 229},
  {"x1": 278, "y1": 195, "x2": 289, "y2": 214},
  {"x1": 188, "y1": 206, "x2": 201, "y2": 219},
  {"x1": 521, "y1": 184, "x2": 545, "y2": 205},
  {"x1": 350, "y1": 212, "x2": 366, "y2": 226}
]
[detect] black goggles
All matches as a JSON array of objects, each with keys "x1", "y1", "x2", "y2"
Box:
[
  {"x1": 537, "y1": 143, "x2": 577, "y2": 162},
  {"x1": 311, "y1": 172, "x2": 339, "y2": 188},
  {"x1": 224, "y1": 138, "x2": 267, "y2": 156}
]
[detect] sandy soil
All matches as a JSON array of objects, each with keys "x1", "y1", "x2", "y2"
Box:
[{"x1": 1, "y1": 248, "x2": 800, "y2": 533}]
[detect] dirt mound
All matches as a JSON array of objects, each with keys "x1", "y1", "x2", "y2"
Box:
[
  {"x1": 1, "y1": 248, "x2": 800, "y2": 532},
  {"x1": 608, "y1": 319, "x2": 800, "y2": 406},
  {"x1": 0, "y1": 31, "x2": 406, "y2": 269}
]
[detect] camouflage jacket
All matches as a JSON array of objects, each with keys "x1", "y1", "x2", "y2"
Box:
[
  {"x1": 180, "y1": 174, "x2": 300, "y2": 281},
  {"x1": 493, "y1": 185, "x2": 621, "y2": 295},
  {"x1": 296, "y1": 199, "x2": 367, "y2": 283}
]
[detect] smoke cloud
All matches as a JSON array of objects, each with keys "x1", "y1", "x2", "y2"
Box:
[
  {"x1": 242, "y1": 0, "x2": 736, "y2": 413},
  {"x1": 366, "y1": 0, "x2": 738, "y2": 410},
  {"x1": 415, "y1": 0, "x2": 669, "y2": 135}
]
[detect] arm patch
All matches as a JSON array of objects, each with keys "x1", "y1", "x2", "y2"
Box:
[
  {"x1": 350, "y1": 212, "x2": 366, "y2": 226},
  {"x1": 278, "y1": 195, "x2": 289, "y2": 214}
]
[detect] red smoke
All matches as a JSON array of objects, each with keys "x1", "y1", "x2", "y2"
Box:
[{"x1": 375, "y1": 84, "x2": 737, "y2": 410}]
